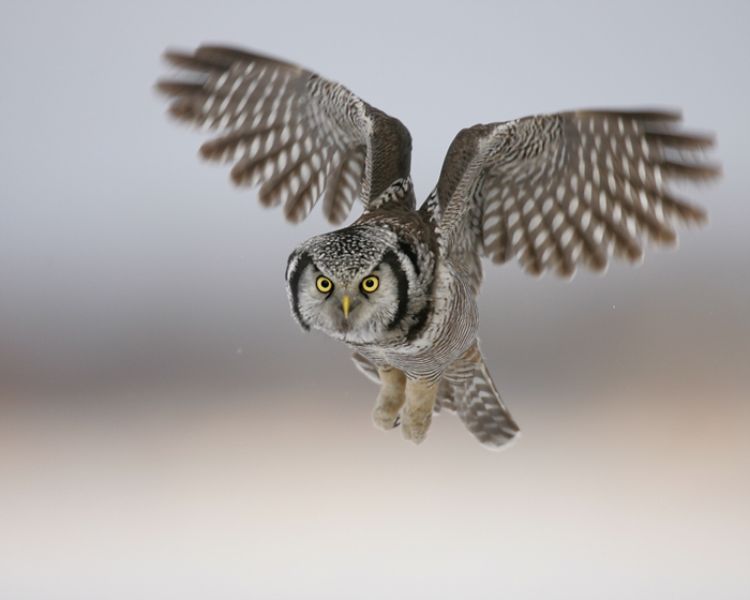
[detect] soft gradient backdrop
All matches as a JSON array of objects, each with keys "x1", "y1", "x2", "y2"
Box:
[{"x1": 1, "y1": 1, "x2": 748, "y2": 598}]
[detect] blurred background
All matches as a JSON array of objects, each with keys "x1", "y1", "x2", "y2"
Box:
[{"x1": 1, "y1": 1, "x2": 748, "y2": 598}]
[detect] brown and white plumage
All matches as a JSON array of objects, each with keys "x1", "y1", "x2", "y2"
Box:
[
  {"x1": 157, "y1": 45, "x2": 413, "y2": 223},
  {"x1": 157, "y1": 44, "x2": 719, "y2": 449},
  {"x1": 436, "y1": 112, "x2": 719, "y2": 284}
]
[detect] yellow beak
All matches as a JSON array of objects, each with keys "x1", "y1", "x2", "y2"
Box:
[{"x1": 341, "y1": 294, "x2": 351, "y2": 319}]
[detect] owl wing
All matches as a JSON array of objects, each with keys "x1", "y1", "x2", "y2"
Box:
[
  {"x1": 433, "y1": 110, "x2": 719, "y2": 280},
  {"x1": 157, "y1": 45, "x2": 413, "y2": 224}
]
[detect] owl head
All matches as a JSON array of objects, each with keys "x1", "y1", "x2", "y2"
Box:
[{"x1": 285, "y1": 225, "x2": 423, "y2": 344}]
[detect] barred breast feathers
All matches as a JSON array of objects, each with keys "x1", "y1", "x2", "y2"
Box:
[{"x1": 355, "y1": 259, "x2": 478, "y2": 382}]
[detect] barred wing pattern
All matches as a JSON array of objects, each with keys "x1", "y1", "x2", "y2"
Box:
[
  {"x1": 436, "y1": 111, "x2": 719, "y2": 278},
  {"x1": 157, "y1": 46, "x2": 412, "y2": 224}
]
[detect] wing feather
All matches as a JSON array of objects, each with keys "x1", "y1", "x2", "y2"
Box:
[
  {"x1": 434, "y1": 109, "x2": 719, "y2": 279},
  {"x1": 322, "y1": 147, "x2": 366, "y2": 224},
  {"x1": 157, "y1": 45, "x2": 413, "y2": 224}
]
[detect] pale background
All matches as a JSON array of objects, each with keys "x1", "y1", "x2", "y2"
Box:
[{"x1": 1, "y1": 1, "x2": 748, "y2": 598}]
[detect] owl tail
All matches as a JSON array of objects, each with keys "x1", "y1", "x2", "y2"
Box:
[
  {"x1": 441, "y1": 345, "x2": 520, "y2": 449},
  {"x1": 351, "y1": 346, "x2": 520, "y2": 450}
]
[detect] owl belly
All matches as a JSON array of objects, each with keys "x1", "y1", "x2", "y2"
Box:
[{"x1": 352, "y1": 261, "x2": 478, "y2": 381}]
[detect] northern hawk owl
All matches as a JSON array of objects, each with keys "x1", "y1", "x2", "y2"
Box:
[{"x1": 157, "y1": 45, "x2": 719, "y2": 449}]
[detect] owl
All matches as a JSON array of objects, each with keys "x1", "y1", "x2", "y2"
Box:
[{"x1": 157, "y1": 45, "x2": 719, "y2": 449}]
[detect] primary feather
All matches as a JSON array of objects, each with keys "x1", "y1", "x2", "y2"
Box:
[
  {"x1": 157, "y1": 45, "x2": 413, "y2": 224},
  {"x1": 435, "y1": 111, "x2": 719, "y2": 280}
]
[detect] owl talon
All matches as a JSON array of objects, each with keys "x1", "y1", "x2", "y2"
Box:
[{"x1": 372, "y1": 405, "x2": 400, "y2": 431}]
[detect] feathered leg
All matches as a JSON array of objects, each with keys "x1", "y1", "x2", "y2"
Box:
[
  {"x1": 372, "y1": 367, "x2": 406, "y2": 431},
  {"x1": 402, "y1": 378, "x2": 439, "y2": 444}
]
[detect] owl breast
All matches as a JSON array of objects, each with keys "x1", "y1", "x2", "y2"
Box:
[{"x1": 352, "y1": 259, "x2": 479, "y2": 382}]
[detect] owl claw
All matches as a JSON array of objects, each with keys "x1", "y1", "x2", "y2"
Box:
[{"x1": 372, "y1": 405, "x2": 400, "y2": 431}]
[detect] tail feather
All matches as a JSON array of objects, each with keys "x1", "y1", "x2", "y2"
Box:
[{"x1": 442, "y1": 344, "x2": 520, "y2": 449}]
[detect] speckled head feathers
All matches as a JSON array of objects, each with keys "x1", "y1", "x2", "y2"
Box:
[{"x1": 294, "y1": 226, "x2": 395, "y2": 283}]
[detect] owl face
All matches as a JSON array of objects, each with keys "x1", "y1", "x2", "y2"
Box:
[{"x1": 285, "y1": 227, "x2": 414, "y2": 344}]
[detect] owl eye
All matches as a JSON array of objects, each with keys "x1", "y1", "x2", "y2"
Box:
[
  {"x1": 360, "y1": 275, "x2": 379, "y2": 293},
  {"x1": 316, "y1": 276, "x2": 334, "y2": 294}
]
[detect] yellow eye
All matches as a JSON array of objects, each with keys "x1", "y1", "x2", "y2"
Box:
[
  {"x1": 361, "y1": 275, "x2": 379, "y2": 293},
  {"x1": 316, "y1": 276, "x2": 333, "y2": 294}
]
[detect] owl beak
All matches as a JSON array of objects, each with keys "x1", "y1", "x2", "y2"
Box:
[{"x1": 341, "y1": 294, "x2": 351, "y2": 319}]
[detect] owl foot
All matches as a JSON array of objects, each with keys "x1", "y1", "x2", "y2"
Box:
[
  {"x1": 372, "y1": 368, "x2": 406, "y2": 431},
  {"x1": 401, "y1": 409, "x2": 432, "y2": 444},
  {"x1": 372, "y1": 404, "x2": 400, "y2": 430},
  {"x1": 401, "y1": 378, "x2": 438, "y2": 445}
]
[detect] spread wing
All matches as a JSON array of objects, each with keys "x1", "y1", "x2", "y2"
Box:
[
  {"x1": 157, "y1": 45, "x2": 413, "y2": 224},
  {"x1": 434, "y1": 110, "x2": 719, "y2": 279}
]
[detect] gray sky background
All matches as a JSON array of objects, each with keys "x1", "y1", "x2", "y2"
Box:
[{"x1": 1, "y1": 1, "x2": 748, "y2": 599}]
